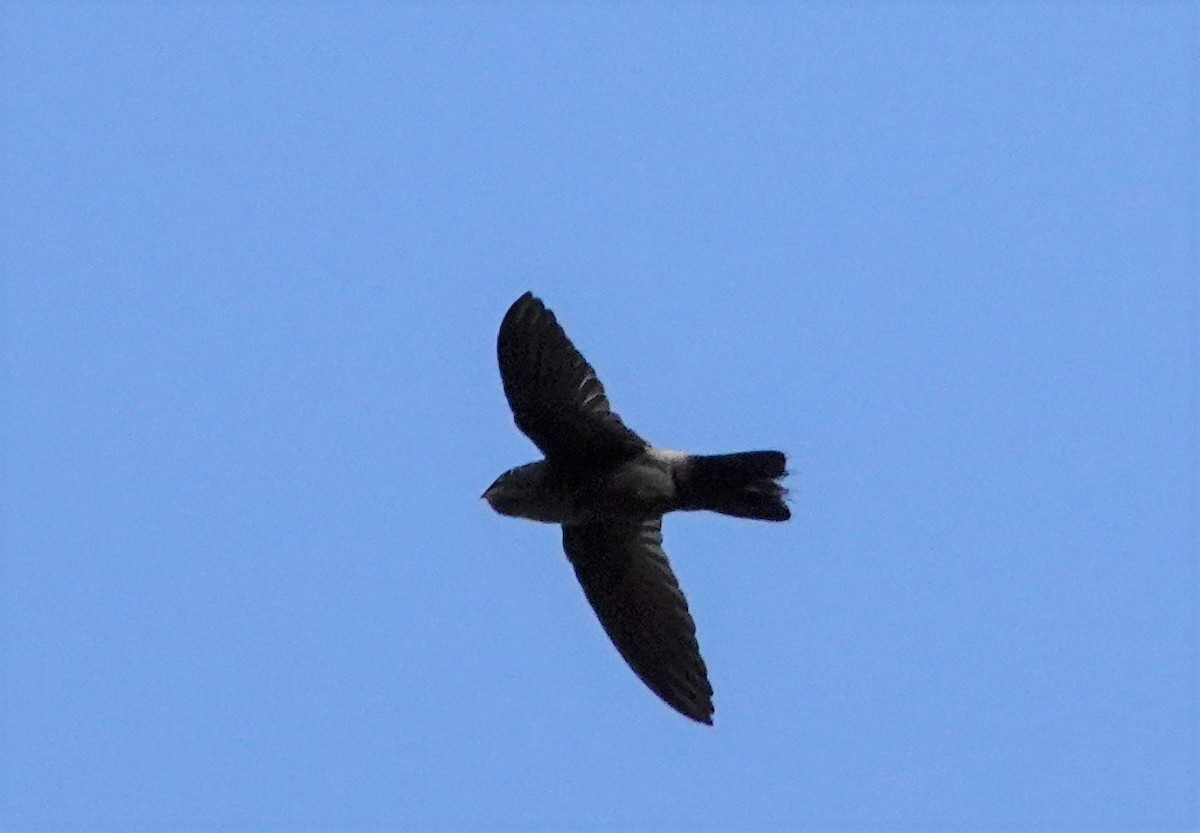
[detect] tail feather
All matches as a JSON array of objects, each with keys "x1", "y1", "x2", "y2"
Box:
[{"x1": 677, "y1": 451, "x2": 790, "y2": 521}]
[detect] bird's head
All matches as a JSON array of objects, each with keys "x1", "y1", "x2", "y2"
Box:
[{"x1": 482, "y1": 461, "x2": 561, "y2": 522}]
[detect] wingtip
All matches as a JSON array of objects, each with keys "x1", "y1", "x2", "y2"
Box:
[
  {"x1": 502, "y1": 291, "x2": 546, "y2": 328},
  {"x1": 673, "y1": 695, "x2": 715, "y2": 726},
  {"x1": 687, "y1": 706, "x2": 715, "y2": 726},
  {"x1": 500, "y1": 292, "x2": 541, "y2": 337}
]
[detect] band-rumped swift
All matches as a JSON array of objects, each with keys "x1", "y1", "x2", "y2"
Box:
[{"x1": 484, "y1": 292, "x2": 789, "y2": 725}]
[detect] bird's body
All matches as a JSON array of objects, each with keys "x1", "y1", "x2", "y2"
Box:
[
  {"x1": 484, "y1": 292, "x2": 789, "y2": 725},
  {"x1": 486, "y1": 448, "x2": 685, "y2": 525}
]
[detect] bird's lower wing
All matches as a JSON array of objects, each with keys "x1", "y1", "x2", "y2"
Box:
[{"x1": 562, "y1": 518, "x2": 714, "y2": 725}]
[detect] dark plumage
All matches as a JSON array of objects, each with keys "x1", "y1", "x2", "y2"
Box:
[{"x1": 484, "y1": 292, "x2": 789, "y2": 725}]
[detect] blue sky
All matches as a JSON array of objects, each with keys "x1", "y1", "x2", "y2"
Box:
[{"x1": 2, "y1": 3, "x2": 1195, "y2": 829}]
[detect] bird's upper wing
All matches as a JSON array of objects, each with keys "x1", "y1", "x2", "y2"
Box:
[
  {"x1": 562, "y1": 518, "x2": 714, "y2": 725},
  {"x1": 498, "y1": 292, "x2": 646, "y2": 465}
]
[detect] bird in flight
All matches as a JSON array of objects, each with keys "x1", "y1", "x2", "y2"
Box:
[{"x1": 483, "y1": 292, "x2": 789, "y2": 725}]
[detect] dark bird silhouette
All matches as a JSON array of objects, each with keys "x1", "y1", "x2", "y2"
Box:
[{"x1": 483, "y1": 292, "x2": 789, "y2": 725}]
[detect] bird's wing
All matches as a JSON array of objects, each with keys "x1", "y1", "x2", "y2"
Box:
[
  {"x1": 498, "y1": 292, "x2": 646, "y2": 465},
  {"x1": 562, "y1": 518, "x2": 714, "y2": 725}
]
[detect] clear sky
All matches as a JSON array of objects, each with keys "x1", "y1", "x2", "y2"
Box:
[{"x1": 2, "y1": 3, "x2": 1196, "y2": 830}]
